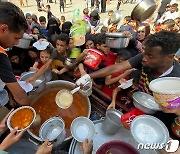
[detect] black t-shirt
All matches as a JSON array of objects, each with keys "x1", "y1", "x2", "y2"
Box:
[{"x1": 0, "y1": 53, "x2": 16, "y2": 83}]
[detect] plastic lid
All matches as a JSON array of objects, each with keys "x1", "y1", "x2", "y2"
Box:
[
  {"x1": 0, "y1": 89, "x2": 9, "y2": 106},
  {"x1": 18, "y1": 81, "x2": 33, "y2": 93},
  {"x1": 33, "y1": 41, "x2": 49, "y2": 51}
]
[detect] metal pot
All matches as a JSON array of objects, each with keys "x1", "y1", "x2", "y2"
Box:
[
  {"x1": 105, "y1": 32, "x2": 130, "y2": 49},
  {"x1": 101, "y1": 109, "x2": 123, "y2": 135},
  {"x1": 131, "y1": 0, "x2": 156, "y2": 22},
  {"x1": 20, "y1": 71, "x2": 46, "y2": 93},
  {"x1": 64, "y1": 58, "x2": 77, "y2": 69},
  {"x1": 110, "y1": 11, "x2": 121, "y2": 24},
  {"x1": 27, "y1": 80, "x2": 91, "y2": 146},
  {"x1": 15, "y1": 33, "x2": 33, "y2": 49}
]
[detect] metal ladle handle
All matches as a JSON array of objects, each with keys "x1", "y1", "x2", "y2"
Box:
[{"x1": 70, "y1": 86, "x2": 80, "y2": 94}]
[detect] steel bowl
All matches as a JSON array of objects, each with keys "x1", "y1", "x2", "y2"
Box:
[
  {"x1": 131, "y1": 115, "x2": 169, "y2": 144},
  {"x1": 105, "y1": 32, "x2": 130, "y2": 49},
  {"x1": 131, "y1": 0, "x2": 156, "y2": 22},
  {"x1": 70, "y1": 117, "x2": 95, "y2": 142},
  {"x1": 149, "y1": 77, "x2": 180, "y2": 109},
  {"x1": 132, "y1": 92, "x2": 161, "y2": 114},
  {"x1": 39, "y1": 117, "x2": 66, "y2": 147},
  {"x1": 7, "y1": 106, "x2": 36, "y2": 132}
]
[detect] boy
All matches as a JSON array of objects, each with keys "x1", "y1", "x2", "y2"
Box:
[
  {"x1": 103, "y1": 10, "x2": 113, "y2": 27},
  {"x1": 119, "y1": 16, "x2": 133, "y2": 31},
  {"x1": 39, "y1": 16, "x2": 47, "y2": 35},
  {"x1": 27, "y1": 33, "x2": 70, "y2": 83}
]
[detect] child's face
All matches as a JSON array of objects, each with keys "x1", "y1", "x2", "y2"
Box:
[
  {"x1": 28, "y1": 50, "x2": 38, "y2": 59},
  {"x1": 136, "y1": 26, "x2": 146, "y2": 41},
  {"x1": 32, "y1": 28, "x2": 40, "y2": 35},
  {"x1": 108, "y1": 13, "x2": 113, "y2": 19},
  {"x1": 40, "y1": 51, "x2": 50, "y2": 64},
  {"x1": 61, "y1": 18, "x2": 65, "y2": 23},
  {"x1": 26, "y1": 16, "x2": 32, "y2": 24},
  {"x1": 56, "y1": 40, "x2": 68, "y2": 54},
  {"x1": 97, "y1": 43, "x2": 109, "y2": 55},
  {"x1": 85, "y1": 40, "x2": 95, "y2": 49},
  {"x1": 123, "y1": 19, "x2": 128, "y2": 25},
  {"x1": 115, "y1": 55, "x2": 125, "y2": 64},
  {"x1": 40, "y1": 21, "x2": 46, "y2": 29},
  {"x1": 10, "y1": 55, "x2": 19, "y2": 64}
]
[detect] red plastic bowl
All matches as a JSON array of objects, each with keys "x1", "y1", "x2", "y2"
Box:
[{"x1": 96, "y1": 140, "x2": 140, "y2": 154}]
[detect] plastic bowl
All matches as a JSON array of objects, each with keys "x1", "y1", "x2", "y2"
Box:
[
  {"x1": 131, "y1": 115, "x2": 169, "y2": 144},
  {"x1": 149, "y1": 77, "x2": 180, "y2": 108},
  {"x1": 7, "y1": 106, "x2": 36, "y2": 132},
  {"x1": 0, "y1": 89, "x2": 9, "y2": 106},
  {"x1": 96, "y1": 140, "x2": 140, "y2": 154},
  {"x1": 70, "y1": 117, "x2": 95, "y2": 142}
]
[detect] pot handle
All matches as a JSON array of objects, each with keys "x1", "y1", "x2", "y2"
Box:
[{"x1": 28, "y1": 136, "x2": 42, "y2": 146}]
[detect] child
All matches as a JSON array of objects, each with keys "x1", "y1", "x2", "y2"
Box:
[
  {"x1": 102, "y1": 50, "x2": 132, "y2": 100},
  {"x1": 120, "y1": 16, "x2": 133, "y2": 31},
  {"x1": 30, "y1": 49, "x2": 51, "y2": 71},
  {"x1": 103, "y1": 10, "x2": 113, "y2": 27},
  {"x1": 39, "y1": 16, "x2": 47, "y2": 35},
  {"x1": 83, "y1": 8, "x2": 90, "y2": 22},
  {"x1": 107, "y1": 69, "x2": 140, "y2": 109},
  {"x1": 60, "y1": 16, "x2": 66, "y2": 30}
]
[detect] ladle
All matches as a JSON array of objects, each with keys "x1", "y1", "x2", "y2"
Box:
[{"x1": 55, "y1": 86, "x2": 80, "y2": 109}]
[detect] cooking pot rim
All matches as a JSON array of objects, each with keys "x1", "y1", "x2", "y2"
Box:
[{"x1": 106, "y1": 32, "x2": 129, "y2": 38}]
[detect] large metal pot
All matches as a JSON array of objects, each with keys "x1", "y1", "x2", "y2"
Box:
[
  {"x1": 131, "y1": 0, "x2": 156, "y2": 22},
  {"x1": 110, "y1": 11, "x2": 121, "y2": 24},
  {"x1": 105, "y1": 32, "x2": 130, "y2": 49},
  {"x1": 27, "y1": 80, "x2": 91, "y2": 147},
  {"x1": 20, "y1": 71, "x2": 46, "y2": 93}
]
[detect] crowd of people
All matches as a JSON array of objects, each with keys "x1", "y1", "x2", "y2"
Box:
[{"x1": 0, "y1": 0, "x2": 180, "y2": 153}]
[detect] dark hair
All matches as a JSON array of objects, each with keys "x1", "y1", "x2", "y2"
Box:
[
  {"x1": 61, "y1": 16, "x2": 65, "y2": 20},
  {"x1": 55, "y1": 33, "x2": 70, "y2": 45},
  {"x1": 100, "y1": 26, "x2": 107, "y2": 33},
  {"x1": 162, "y1": 19, "x2": 175, "y2": 30},
  {"x1": 83, "y1": 8, "x2": 89, "y2": 15},
  {"x1": 144, "y1": 31, "x2": 180, "y2": 55},
  {"x1": 124, "y1": 16, "x2": 131, "y2": 22},
  {"x1": 0, "y1": 2, "x2": 28, "y2": 32},
  {"x1": 46, "y1": 5, "x2": 50, "y2": 9},
  {"x1": 108, "y1": 10, "x2": 114, "y2": 14},
  {"x1": 95, "y1": 33, "x2": 106, "y2": 45},
  {"x1": 116, "y1": 49, "x2": 132, "y2": 60},
  {"x1": 39, "y1": 16, "x2": 46, "y2": 23}
]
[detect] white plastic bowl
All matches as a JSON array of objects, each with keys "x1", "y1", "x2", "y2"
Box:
[
  {"x1": 131, "y1": 115, "x2": 169, "y2": 144},
  {"x1": 70, "y1": 117, "x2": 95, "y2": 142},
  {"x1": 149, "y1": 77, "x2": 180, "y2": 108},
  {"x1": 7, "y1": 106, "x2": 36, "y2": 132}
]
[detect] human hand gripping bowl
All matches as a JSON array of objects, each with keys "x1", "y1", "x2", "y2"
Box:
[{"x1": 7, "y1": 106, "x2": 36, "y2": 131}]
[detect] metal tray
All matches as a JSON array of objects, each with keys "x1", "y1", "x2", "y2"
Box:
[{"x1": 69, "y1": 119, "x2": 160, "y2": 154}]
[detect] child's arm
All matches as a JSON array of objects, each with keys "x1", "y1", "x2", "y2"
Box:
[
  {"x1": 75, "y1": 49, "x2": 89, "y2": 63},
  {"x1": 29, "y1": 62, "x2": 39, "y2": 71},
  {"x1": 105, "y1": 68, "x2": 135, "y2": 85},
  {"x1": 107, "y1": 87, "x2": 121, "y2": 110},
  {"x1": 52, "y1": 67, "x2": 69, "y2": 75}
]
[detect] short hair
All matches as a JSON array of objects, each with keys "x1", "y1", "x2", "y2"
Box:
[
  {"x1": 83, "y1": 8, "x2": 89, "y2": 14},
  {"x1": 124, "y1": 16, "x2": 131, "y2": 22},
  {"x1": 39, "y1": 16, "x2": 46, "y2": 23},
  {"x1": 116, "y1": 49, "x2": 132, "y2": 60},
  {"x1": 46, "y1": 5, "x2": 50, "y2": 9},
  {"x1": 100, "y1": 26, "x2": 108, "y2": 33},
  {"x1": 61, "y1": 16, "x2": 65, "y2": 20},
  {"x1": 0, "y1": 2, "x2": 28, "y2": 32},
  {"x1": 171, "y1": 3, "x2": 178, "y2": 7},
  {"x1": 108, "y1": 10, "x2": 114, "y2": 14},
  {"x1": 144, "y1": 31, "x2": 180, "y2": 55},
  {"x1": 95, "y1": 33, "x2": 106, "y2": 45},
  {"x1": 162, "y1": 19, "x2": 175, "y2": 30},
  {"x1": 55, "y1": 33, "x2": 70, "y2": 45}
]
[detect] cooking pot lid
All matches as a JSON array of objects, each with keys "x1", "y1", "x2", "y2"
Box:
[
  {"x1": 133, "y1": 92, "x2": 160, "y2": 110},
  {"x1": 106, "y1": 32, "x2": 128, "y2": 38}
]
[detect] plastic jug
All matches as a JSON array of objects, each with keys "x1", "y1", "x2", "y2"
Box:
[{"x1": 70, "y1": 47, "x2": 81, "y2": 58}]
